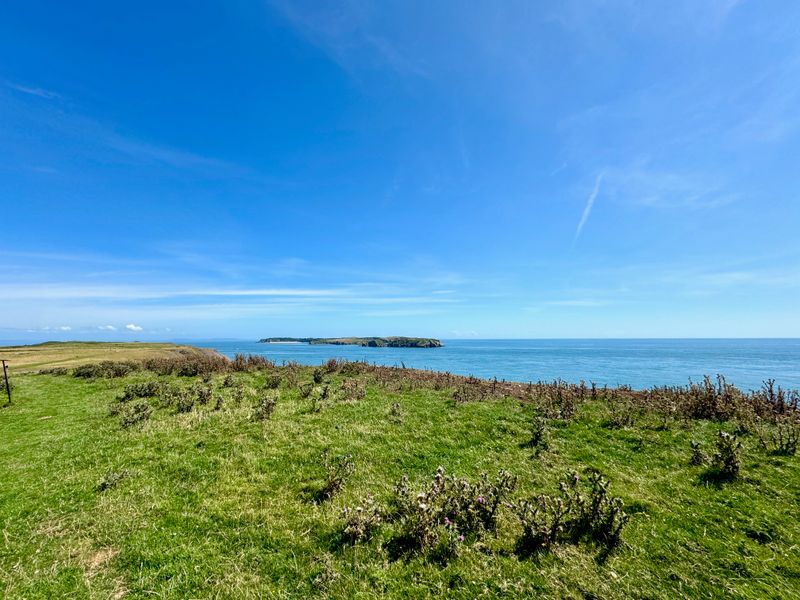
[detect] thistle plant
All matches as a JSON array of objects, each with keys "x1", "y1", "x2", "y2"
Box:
[
  {"x1": 527, "y1": 413, "x2": 550, "y2": 452},
  {"x1": 315, "y1": 452, "x2": 354, "y2": 502},
  {"x1": 758, "y1": 416, "x2": 799, "y2": 456},
  {"x1": 252, "y1": 391, "x2": 278, "y2": 421},
  {"x1": 341, "y1": 494, "x2": 382, "y2": 544},
  {"x1": 690, "y1": 441, "x2": 709, "y2": 466},
  {"x1": 709, "y1": 431, "x2": 742, "y2": 481},
  {"x1": 388, "y1": 467, "x2": 516, "y2": 557},
  {"x1": 96, "y1": 469, "x2": 130, "y2": 492}
]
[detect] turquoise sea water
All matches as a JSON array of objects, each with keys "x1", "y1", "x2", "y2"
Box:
[{"x1": 197, "y1": 339, "x2": 800, "y2": 391}]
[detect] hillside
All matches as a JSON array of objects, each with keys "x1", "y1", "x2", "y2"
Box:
[
  {"x1": 0, "y1": 341, "x2": 216, "y2": 373},
  {"x1": 0, "y1": 345, "x2": 798, "y2": 598}
]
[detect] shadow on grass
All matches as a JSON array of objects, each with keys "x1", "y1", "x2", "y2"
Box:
[{"x1": 698, "y1": 468, "x2": 737, "y2": 487}]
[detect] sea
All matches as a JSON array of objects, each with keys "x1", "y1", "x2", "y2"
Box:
[{"x1": 196, "y1": 339, "x2": 800, "y2": 392}]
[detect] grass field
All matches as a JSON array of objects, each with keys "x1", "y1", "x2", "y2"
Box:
[
  {"x1": 0, "y1": 344, "x2": 798, "y2": 598},
  {"x1": 0, "y1": 342, "x2": 210, "y2": 373}
]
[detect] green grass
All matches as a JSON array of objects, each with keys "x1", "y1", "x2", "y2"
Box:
[{"x1": 1, "y1": 367, "x2": 798, "y2": 598}]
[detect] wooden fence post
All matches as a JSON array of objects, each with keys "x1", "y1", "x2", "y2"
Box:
[{"x1": 1, "y1": 360, "x2": 10, "y2": 405}]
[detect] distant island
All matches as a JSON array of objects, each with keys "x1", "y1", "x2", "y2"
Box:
[{"x1": 258, "y1": 336, "x2": 443, "y2": 348}]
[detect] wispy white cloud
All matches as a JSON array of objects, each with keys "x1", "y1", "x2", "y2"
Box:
[
  {"x1": 125, "y1": 324, "x2": 143, "y2": 332},
  {"x1": 600, "y1": 164, "x2": 736, "y2": 210},
  {"x1": 269, "y1": 0, "x2": 429, "y2": 78},
  {"x1": 545, "y1": 299, "x2": 609, "y2": 307},
  {"x1": 58, "y1": 325, "x2": 72, "y2": 331},
  {"x1": 5, "y1": 81, "x2": 60, "y2": 99},
  {"x1": 575, "y1": 173, "x2": 603, "y2": 239},
  {"x1": 97, "y1": 325, "x2": 117, "y2": 331},
  {"x1": 0, "y1": 284, "x2": 349, "y2": 300}
]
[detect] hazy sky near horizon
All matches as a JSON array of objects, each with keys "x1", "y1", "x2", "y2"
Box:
[{"x1": 1, "y1": 0, "x2": 799, "y2": 341}]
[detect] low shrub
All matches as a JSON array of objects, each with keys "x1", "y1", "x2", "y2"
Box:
[
  {"x1": 175, "y1": 391, "x2": 195, "y2": 414},
  {"x1": 37, "y1": 367, "x2": 70, "y2": 376},
  {"x1": 514, "y1": 494, "x2": 569, "y2": 555},
  {"x1": 193, "y1": 383, "x2": 212, "y2": 406},
  {"x1": 389, "y1": 402, "x2": 403, "y2": 421},
  {"x1": 117, "y1": 380, "x2": 162, "y2": 402},
  {"x1": 338, "y1": 379, "x2": 366, "y2": 403},
  {"x1": 311, "y1": 385, "x2": 331, "y2": 412},
  {"x1": 120, "y1": 401, "x2": 152, "y2": 429},
  {"x1": 74, "y1": 361, "x2": 139, "y2": 378},
  {"x1": 339, "y1": 361, "x2": 366, "y2": 377},
  {"x1": 263, "y1": 373, "x2": 282, "y2": 389}
]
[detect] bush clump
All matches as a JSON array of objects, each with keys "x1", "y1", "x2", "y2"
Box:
[
  {"x1": 74, "y1": 361, "x2": 140, "y2": 378},
  {"x1": 252, "y1": 391, "x2": 278, "y2": 421},
  {"x1": 117, "y1": 380, "x2": 162, "y2": 402},
  {"x1": 120, "y1": 401, "x2": 152, "y2": 429}
]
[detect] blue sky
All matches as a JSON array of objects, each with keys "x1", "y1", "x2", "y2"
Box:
[{"x1": 1, "y1": 0, "x2": 799, "y2": 341}]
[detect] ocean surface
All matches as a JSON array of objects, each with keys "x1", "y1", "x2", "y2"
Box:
[{"x1": 197, "y1": 339, "x2": 800, "y2": 391}]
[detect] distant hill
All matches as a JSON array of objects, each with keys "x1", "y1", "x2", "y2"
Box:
[{"x1": 258, "y1": 336, "x2": 443, "y2": 348}]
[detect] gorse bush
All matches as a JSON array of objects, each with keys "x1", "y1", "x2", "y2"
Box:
[
  {"x1": 310, "y1": 385, "x2": 331, "y2": 412},
  {"x1": 37, "y1": 366, "x2": 70, "y2": 376},
  {"x1": 339, "y1": 360, "x2": 366, "y2": 377},
  {"x1": 230, "y1": 353, "x2": 274, "y2": 372},
  {"x1": 174, "y1": 389, "x2": 196, "y2": 414}
]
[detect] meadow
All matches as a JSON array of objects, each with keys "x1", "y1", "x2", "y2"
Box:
[{"x1": 0, "y1": 344, "x2": 798, "y2": 598}]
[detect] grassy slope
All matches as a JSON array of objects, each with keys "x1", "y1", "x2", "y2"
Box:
[
  {"x1": 0, "y1": 367, "x2": 798, "y2": 598},
  {"x1": 0, "y1": 342, "x2": 208, "y2": 373}
]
